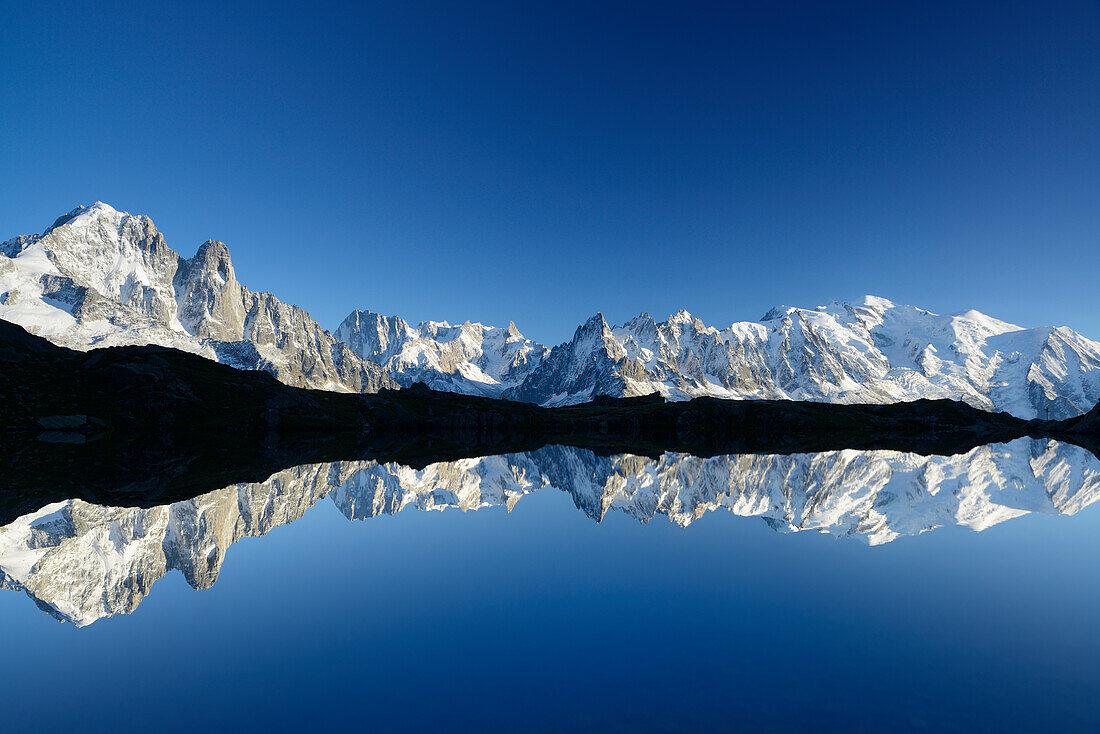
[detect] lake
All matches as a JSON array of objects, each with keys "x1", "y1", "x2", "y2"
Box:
[{"x1": 2, "y1": 439, "x2": 1099, "y2": 732}]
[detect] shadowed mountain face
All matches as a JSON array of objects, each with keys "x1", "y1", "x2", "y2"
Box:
[{"x1": 2, "y1": 439, "x2": 1098, "y2": 626}]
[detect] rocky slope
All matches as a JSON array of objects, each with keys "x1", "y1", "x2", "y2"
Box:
[
  {"x1": 0, "y1": 203, "x2": 393, "y2": 392},
  {"x1": 2, "y1": 438, "x2": 1098, "y2": 625}
]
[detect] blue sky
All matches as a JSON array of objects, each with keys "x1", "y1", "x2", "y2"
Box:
[{"x1": 3, "y1": 1, "x2": 1098, "y2": 345}]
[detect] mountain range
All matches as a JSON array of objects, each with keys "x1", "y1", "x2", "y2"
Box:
[
  {"x1": 3, "y1": 438, "x2": 1098, "y2": 626},
  {"x1": 4, "y1": 202, "x2": 1100, "y2": 418}
]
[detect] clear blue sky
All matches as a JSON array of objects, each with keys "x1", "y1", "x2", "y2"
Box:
[{"x1": 3, "y1": 1, "x2": 1098, "y2": 345}]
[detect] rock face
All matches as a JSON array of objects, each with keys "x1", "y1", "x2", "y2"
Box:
[
  {"x1": 2, "y1": 438, "x2": 1098, "y2": 626},
  {"x1": 335, "y1": 310, "x2": 548, "y2": 396},
  {"x1": 504, "y1": 299, "x2": 1100, "y2": 418},
  {"x1": 0, "y1": 203, "x2": 394, "y2": 392}
]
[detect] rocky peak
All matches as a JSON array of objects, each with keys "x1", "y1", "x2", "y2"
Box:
[
  {"x1": 335, "y1": 309, "x2": 414, "y2": 361},
  {"x1": 577, "y1": 312, "x2": 611, "y2": 336},
  {"x1": 173, "y1": 239, "x2": 245, "y2": 340},
  {"x1": 669, "y1": 308, "x2": 694, "y2": 325},
  {"x1": 188, "y1": 240, "x2": 235, "y2": 283}
]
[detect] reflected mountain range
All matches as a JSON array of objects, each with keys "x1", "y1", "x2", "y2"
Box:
[{"x1": 2, "y1": 438, "x2": 1098, "y2": 627}]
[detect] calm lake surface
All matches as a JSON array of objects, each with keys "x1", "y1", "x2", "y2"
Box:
[{"x1": 3, "y1": 440, "x2": 1099, "y2": 732}]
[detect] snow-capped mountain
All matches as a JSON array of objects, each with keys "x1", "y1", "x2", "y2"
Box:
[
  {"x1": 0, "y1": 203, "x2": 394, "y2": 392},
  {"x1": 335, "y1": 310, "x2": 548, "y2": 396},
  {"x1": 4, "y1": 203, "x2": 1100, "y2": 418},
  {"x1": 333, "y1": 299, "x2": 1100, "y2": 419},
  {"x1": 2, "y1": 439, "x2": 1098, "y2": 625},
  {"x1": 504, "y1": 299, "x2": 1100, "y2": 418}
]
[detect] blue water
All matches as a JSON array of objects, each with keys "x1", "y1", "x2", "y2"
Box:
[{"x1": 3, "y1": 465, "x2": 1100, "y2": 732}]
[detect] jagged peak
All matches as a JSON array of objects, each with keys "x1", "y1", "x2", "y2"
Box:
[
  {"x1": 196, "y1": 238, "x2": 229, "y2": 252},
  {"x1": 346, "y1": 308, "x2": 392, "y2": 323},
  {"x1": 341, "y1": 309, "x2": 413, "y2": 339},
  {"x1": 565, "y1": 313, "x2": 612, "y2": 345},
  {"x1": 191, "y1": 239, "x2": 233, "y2": 265},
  {"x1": 669, "y1": 308, "x2": 694, "y2": 324},
  {"x1": 86, "y1": 200, "x2": 118, "y2": 214},
  {"x1": 418, "y1": 319, "x2": 454, "y2": 334},
  {"x1": 344, "y1": 308, "x2": 372, "y2": 322},
  {"x1": 184, "y1": 240, "x2": 235, "y2": 285},
  {"x1": 579, "y1": 311, "x2": 609, "y2": 329},
  {"x1": 623, "y1": 311, "x2": 656, "y2": 329}
]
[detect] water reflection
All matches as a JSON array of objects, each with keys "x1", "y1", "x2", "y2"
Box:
[{"x1": 2, "y1": 438, "x2": 1098, "y2": 626}]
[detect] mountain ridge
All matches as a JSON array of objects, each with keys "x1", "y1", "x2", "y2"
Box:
[
  {"x1": 342, "y1": 296, "x2": 1100, "y2": 418},
  {"x1": 4, "y1": 437, "x2": 1099, "y2": 626},
  {"x1": 4, "y1": 202, "x2": 1100, "y2": 418}
]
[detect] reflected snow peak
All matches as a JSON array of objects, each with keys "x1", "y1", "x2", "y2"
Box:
[{"x1": 2, "y1": 438, "x2": 1099, "y2": 626}]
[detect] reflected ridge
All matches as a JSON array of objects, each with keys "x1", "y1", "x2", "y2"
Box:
[{"x1": 2, "y1": 438, "x2": 1099, "y2": 626}]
